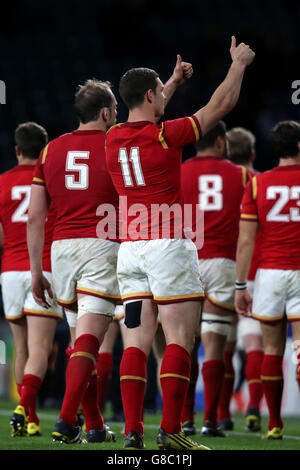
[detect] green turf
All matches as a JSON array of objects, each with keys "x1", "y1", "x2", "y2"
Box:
[{"x1": 0, "y1": 399, "x2": 300, "y2": 450}]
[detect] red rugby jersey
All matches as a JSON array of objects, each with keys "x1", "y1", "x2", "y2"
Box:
[
  {"x1": 0, "y1": 165, "x2": 54, "y2": 272},
  {"x1": 33, "y1": 130, "x2": 119, "y2": 241},
  {"x1": 106, "y1": 116, "x2": 201, "y2": 240},
  {"x1": 181, "y1": 156, "x2": 248, "y2": 260},
  {"x1": 241, "y1": 164, "x2": 300, "y2": 270},
  {"x1": 246, "y1": 168, "x2": 262, "y2": 281}
]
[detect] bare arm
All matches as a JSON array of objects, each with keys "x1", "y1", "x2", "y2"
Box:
[
  {"x1": 27, "y1": 184, "x2": 53, "y2": 308},
  {"x1": 195, "y1": 36, "x2": 255, "y2": 136},
  {"x1": 163, "y1": 55, "x2": 193, "y2": 106},
  {"x1": 235, "y1": 220, "x2": 258, "y2": 316}
]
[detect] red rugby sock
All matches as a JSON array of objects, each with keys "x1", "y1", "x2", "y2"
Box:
[
  {"x1": 81, "y1": 368, "x2": 104, "y2": 432},
  {"x1": 96, "y1": 352, "x2": 113, "y2": 412},
  {"x1": 19, "y1": 374, "x2": 42, "y2": 424},
  {"x1": 202, "y1": 360, "x2": 225, "y2": 426},
  {"x1": 160, "y1": 344, "x2": 191, "y2": 434},
  {"x1": 60, "y1": 334, "x2": 100, "y2": 426},
  {"x1": 261, "y1": 354, "x2": 284, "y2": 430},
  {"x1": 181, "y1": 360, "x2": 199, "y2": 423},
  {"x1": 120, "y1": 347, "x2": 147, "y2": 436},
  {"x1": 218, "y1": 351, "x2": 235, "y2": 421},
  {"x1": 245, "y1": 350, "x2": 264, "y2": 410}
]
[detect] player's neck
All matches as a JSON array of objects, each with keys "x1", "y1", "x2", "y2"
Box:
[
  {"x1": 18, "y1": 157, "x2": 37, "y2": 166},
  {"x1": 77, "y1": 122, "x2": 106, "y2": 132},
  {"x1": 127, "y1": 107, "x2": 156, "y2": 124},
  {"x1": 279, "y1": 156, "x2": 300, "y2": 166},
  {"x1": 196, "y1": 150, "x2": 223, "y2": 158}
]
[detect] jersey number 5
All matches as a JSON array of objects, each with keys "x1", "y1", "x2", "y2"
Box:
[
  {"x1": 118, "y1": 147, "x2": 145, "y2": 187},
  {"x1": 11, "y1": 185, "x2": 31, "y2": 222},
  {"x1": 65, "y1": 151, "x2": 90, "y2": 190},
  {"x1": 198, "y1": 175, "x2": 223, "y2": 211}
]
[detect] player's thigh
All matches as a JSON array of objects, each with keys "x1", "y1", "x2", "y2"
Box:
[
  {"x1": 1, "y1": 271, "x2": 26, "y2": 321},
  {"x1": 199, "y1": 258, "x2": 236, "y2": 314},
  {"x1": 260, "y1": 318, "x2": 287, "y2": 355},
  {"x1": 152, "y1": 323, "x2": 166, "y2": 361},
  {"x1": 9, "y1": 316, "x2": 28, "y2": 355},
  {"x1": 159, "y1": 300, "x2": 202, "y2": 353},
  {"x1": 291, "y1": 319, "x2": 300, "y2": 345},
  {"x1": 26, "y1": 315, "x2": 57, "y2": 353},
  {"x1": 99, "y1": 319, "x2": 119, "y2": 353},
  {"x1": 238, "y1": 316, "x2": 263, "y2": 352},
  {"x1": 121, "y1": 299, "x2": 158, "y2": 356}
]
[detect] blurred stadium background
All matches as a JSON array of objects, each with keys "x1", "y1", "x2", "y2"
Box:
[{"x1": 0, "y1": 0, "x2": 300, "y2": 417}]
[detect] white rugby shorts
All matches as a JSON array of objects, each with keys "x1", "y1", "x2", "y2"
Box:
[
  {"x1": 1, "y1": 271, "x2": 63, "y2": 322},
  {"x1": 237, "y1": 280, "x2": 262, "y2": 339},
  {"x1": 51, "y1": 238, "x2": 121, "y2": 316},
  {"x1": 117, "y1": 239, "x2": 205, "y2": 304},
  {"x1": 252, "y1": 268, "x2": 300, "y2": 322},
  {"x1": 198, "y1": 257, "x2": 236, "y2": 311}
]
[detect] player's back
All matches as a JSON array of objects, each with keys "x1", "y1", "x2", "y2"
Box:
[
  {"x1": 181, "y1": 156, "x2": 247, "y2": 260},
  {"x1": 242, "y1": 164, "x2": 300, "y2": 269},
  {"x1": 106, "y1": 117, "x2": 201, "y2": 240},
  {"x1": 33, "y1": 130, "x2": 119, "y2": 241},
  {"x1": 0, "y1": 165, "x2": 53, "y2": 272}
]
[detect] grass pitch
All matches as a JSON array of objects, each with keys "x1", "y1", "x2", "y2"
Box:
[{"x1": 0, "y1": 399, "x2": 300, "y2": 451}]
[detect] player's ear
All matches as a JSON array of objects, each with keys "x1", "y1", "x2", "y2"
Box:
[
  {"x1": 297, "y1": 141, "x2": 300, "y2": 154},
  {"x1": 146, "y1": 89, "x2": 153, "y2": 104},
  {"x1": 102, "y1": 107, "x2": 110, "y2": 122},
  {"x1": 15, "y1": 145, "x2": 21, "y2": 157}
]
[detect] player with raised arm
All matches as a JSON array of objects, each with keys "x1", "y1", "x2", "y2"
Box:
[
  {"x1": 27, "y1": 80, "x2": 120, "y2": 444},
  {"x1": 227, "y1": 127, "x2": 264, "y2": 432},
  {"x1": 235, "y1": 120, "x2": 300, "y2": 440},
  {"x1": 181, "y1": 121, "x2": 249, "y2": 437},
  {"x1": 0, "y1": 122, "x2": 63, "y2": 438},
  {"x1": 106, "y1": 38, "x2": 255, "y2": 450}
]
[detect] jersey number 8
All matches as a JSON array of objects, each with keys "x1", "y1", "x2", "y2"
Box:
[{"x1": 198, "y1": 175, "x2": 223, "y2": 211}]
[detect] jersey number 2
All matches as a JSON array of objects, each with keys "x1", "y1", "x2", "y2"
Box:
[
  {"x1": 266, "y1": 185, "x2": 300, "y2": 222},
  {"x1": 11, "y1": 185, "x2": 31, "y2": 222}
]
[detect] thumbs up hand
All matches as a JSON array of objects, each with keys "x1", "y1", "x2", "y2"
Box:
[{"x1": 172, "y1": 54, "x2": 193, "y2": 85}]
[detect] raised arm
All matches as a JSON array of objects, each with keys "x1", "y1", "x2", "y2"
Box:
[
  {"x1": 163, "y1": 54, "x2": 193, "y2": 106},
  {"x1": 195, "y1": 36, "x2": 255, "y2": 136},
  {"x1": 27, "y1": 184, "x2": 53, "y2": 308}
]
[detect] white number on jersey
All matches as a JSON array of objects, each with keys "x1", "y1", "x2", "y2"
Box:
[
  {"x1": 198, "y1": 175, "x2": 223, "y2": 211},
  {"x1": 11, "y1": 185, "x2": 31, "y2": 222},
  {"x1": 266, "y1": 185, "x2": 300, "y2": 222},
  {"x1": 65, "y1": 151, "x2": 90, "y2": 190},
  {"x1": 118, "y1": 147, "x2": 145, "y2": 187}
]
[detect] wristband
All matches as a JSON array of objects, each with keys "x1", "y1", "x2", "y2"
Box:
[{"x1": 235, "y1": 281, "x2": 247, "y2": 291}]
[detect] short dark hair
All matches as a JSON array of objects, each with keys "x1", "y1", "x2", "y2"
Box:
[
  {"x1": 74, "y1": 79, "x2": 113, "y2": 124},
  {"x1": 271, "y1": 120, "x2": 300, "y2": 159},
  {"x1": 119, "y1": 68, "x2": 159, "y2": 110},
  {"x1": 14, "y1": 122, "x2": 48, "y2": 160},
  {"x1": 227, "y1": 127, "x2": 256, "y2": 165},
  {"x1": 195, "y1": 121, "x2": 227, "y2": 152}
]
